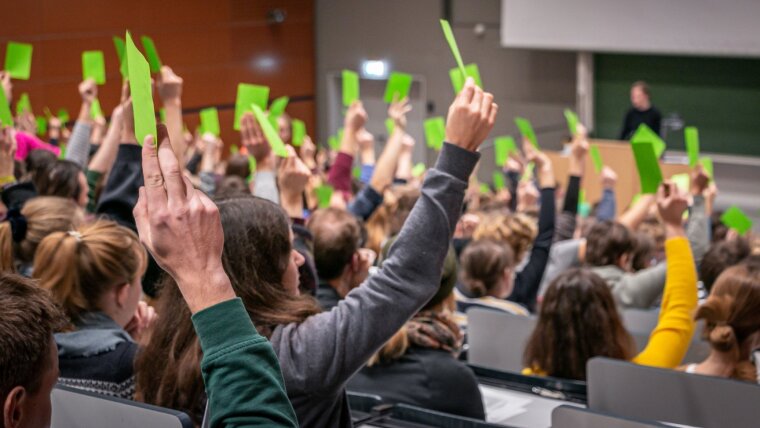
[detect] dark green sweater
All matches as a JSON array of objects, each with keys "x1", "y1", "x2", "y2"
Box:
[{"x1": 192, "y1": 298, "x2": 298, "y2": 427}]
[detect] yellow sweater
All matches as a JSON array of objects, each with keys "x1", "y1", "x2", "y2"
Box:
[{"x1": 523, "y1": 237, "x2": 698, "y2": 376}]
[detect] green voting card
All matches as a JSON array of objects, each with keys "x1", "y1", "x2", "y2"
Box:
[
  {"x1": 514, "y1": 117, "x2": 538, "y2": 148},
  {"x1": 383, "y1": 72, "x2": 413, "y2": 103},
  {"x1": 57, "y1": 108, "x2": 70, "y2": 125},
  {"x1": 251, "y1": 104, "x2": 288, "y2": 157},
  {"x1": 268, "y1": 96, "x2": 289, "y2": 128},
  {"x1": 342, "y1": 70, "x2": 360, "y2": 107},
  {"x1": 493, "y1": 172, "x2": 505, "y2": 191},
  {"x1": 5, "y1": 42, "x2": 33, "y2": 80},
  {"x1": 90, "y1": 98, "x2": 103, "y2": 119},
  {"x1": 291, "y1": 119, "x2": 306, "y2": 147},
  {"x1": 590, "y1": 144, "x2": 603, "y2": 173},
  {"x1": 385, "y1": 118, "x2": 395, "y2": 137},
  {"x1": 16, "y1": 93, "x2": 31, "y2": 116},
  {"x1": 564, "y1": 109, "x2": 579, "y2": 136},
  {"x1": 230, "y1": 144, "x2": 239, "y2": 155},
  {"x1": 449, "y1": 64, "x2": 482, "y2": 94},
  {"x1": 36, "y1": 116, "x2": 47, "y2": 136},
  {"x1": 247, "y1": 155, "x2": 257, "y2": 182},
  {"x1": 631, "y1": 141, "x2": 663, "y2": 194},
  {"x1": 328, "y1": 135, "x2": 339, "y2": 151},
  {"x1": 423, "y1": 117, "x2": 446, "y2": 151},
  {"x1": 82, "y1": 51, "x2": 106, "y2": 85},
  {"x1": 234, "y1": 84, "x2": 269, "y2": 131},
  {"x1": 411, "y1": 163, "x2": 426, "y2": 178},
  {"x1": 126, "y1": 32, "x2": 156, "y2": 146},
  {"x1": 721, "y1": 206, "x2": 753, "y2": 235},
  {"x1": 0, "y1": 87, "x2": 14, "y2": 126},
  {"x1": 200, "y1": 107, "x2": 220, "y2": 137},
  {"x1": 631, "y1": 124, "x2": 666, "y2": 158},
  {"x1": 140, "y1": 36, "x2": 162, "y2": 73},
  {"x1": 494, "y1": 136, "x2": 516, "y2": 167},
  {"x1": 439, "y1": 20, "x2": 466, "y2": 78},
  {"x1": 671, "y1": 173, "x2": 690, "y2": 194},
  {"x1": 699, "y1": 157, "x2": 714, "y2": 179},
  {"x1": 353, "y1": 166, "x2": 361, "y2": 180},
  {"x1": 159, "y1": 107, "x2": 166, "y2": 124},
  {"x1": 684, "y1": 127, "x2": 700, "y2": 168},
  {"x1": 315, "y1": 185, "x2": 334, "y2": 209},
  {"x1": 113, "y1": 36, "x2": 127, "y2": 79},
  {"x1": 479, "y1": 183, "x2": 491, "y2": 195}
]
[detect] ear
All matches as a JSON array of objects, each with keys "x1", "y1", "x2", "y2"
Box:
[
  {"x1": 115, "y1": 282, "x2": 131, "y2": 308},
  {"x1": 4, "y1": 386, "x2": 26, "y2": 428},
  {"x1": 618, "y1": 254, "x2": 631, "y2": 270},
  {"x1": 349, "y1": 252, "x2": 361, "y2": 273}
]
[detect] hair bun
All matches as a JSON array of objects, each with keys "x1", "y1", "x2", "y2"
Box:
[{"x1": 709, "y1": 324, "x2": 738, "y2": 352}]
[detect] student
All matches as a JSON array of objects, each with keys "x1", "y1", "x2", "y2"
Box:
[
  {"x1": 33, "y1": 220, "x2": 150, "y2": 399},
  {"x1": 523, "y1": 182, "x2": 698, "y2": 380},
  {"x1": 457, "y1": 239, "x2": 530, "y2": 316},
  {"x1": 0, "y1": 196, "x2": 83, "y2": 275},
  {"x1": 0, "y1": 273, "x2": 65, "y2": 428},
  {"x1": 699, "y1": 237, "x2": 751, "y2": 293},
  {"x1": 33, "y1": 159, "x2": 89, "y2": 209},
  {"x1": 137, "y1": 78, "x2": 497, "y2": 427},
  {"x1": 680, "y1": 259, "x2": 760, "y2": 380},
  {"x1": 619, "y1": 81, "x2": 662, "y2": 140},
  {"x1": 348, "y1": 247, "x2": 485, "y2": 420}
]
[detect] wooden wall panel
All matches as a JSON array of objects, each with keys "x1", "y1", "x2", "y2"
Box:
[{"x1": 2, "y1": 0, "x2": 315, "y2": 148}]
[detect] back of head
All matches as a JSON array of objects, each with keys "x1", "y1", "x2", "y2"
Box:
[
  {"x1": 0, "y1": 273, "x2": 64, "y2": 417},
  {"x1": 33, "y1": 159, "x2": 82, "y2": 202},
  {"x1": 224, "y1": 154, "x2": 250, "y2": 180},
  {"x1": 630, "y1": 231, "x2": 656, "y2": 271},
  {"x1": 524, "y1": 268, "x2": 634, "y2": 380},
  {"x1": 24, "y1": 149, "x2": 57, "y2": 184},
  {"x1": 308, "y1": 207, "x2": 362, "y2": 281},
  {"x1": 33, "y1": 220, "x2": 147, "y2": 324},
  {"x1": 700, "y1": 238, "x2": 751, "y2": 293},
  {"x1": 388, "y1": 186, "x2": 420, "y2": 237},
  {"x1": 460, "y1": 239, "x2": 514, "y2": 298},
  {"x1": 585, "y1": 221, "x2": 635, "y2": 267},
  {"x1": 473, "y1": 213, "x2": 537, "y2": 261},
  {"x1": 215, "y1": 175, "x2": 250, "y2": 199},
  {"x1": 0, "y1": 196, "x2": 83, "y2": 273}
]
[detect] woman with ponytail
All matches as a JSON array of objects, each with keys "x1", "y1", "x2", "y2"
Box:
[
  {"x1": 33, "y1": 220, "x2": 152, "y2": 399},
  {"x1": 679, "y1": 259, "x2": 760, "y2": 381},
  {"x1": 0, "y1": 196, "x2": 83, "y2": 275}
]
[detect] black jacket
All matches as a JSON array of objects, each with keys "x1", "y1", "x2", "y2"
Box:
[
  {"x1": 347, "y1": 346, "x2": 485, "y2": 420},
  {"x1": 620, "y1": 106, "x2": 662, "y2": 140}
]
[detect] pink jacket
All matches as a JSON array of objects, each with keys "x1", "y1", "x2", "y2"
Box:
[{"x1": 14, "y1": 131, "x2": 61, "y2": 161}]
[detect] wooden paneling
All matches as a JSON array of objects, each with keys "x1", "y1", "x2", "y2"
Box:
[{"x1": 2, "y1": 0, "x2": 315, "y2": 148}]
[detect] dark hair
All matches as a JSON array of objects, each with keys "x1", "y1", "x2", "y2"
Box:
[
  {"x1": 24, "y1": 149, "x2": 57, "y2": 184},
  {"x1": 215, "y1": 175, "x2": 250, "y2": 199},
  {"x1": 524, "y1": 269, "x2": 635, "y2": 380},
  {"x1": 700, "y1": 238, "x2": 751, "y2": 293},
  {"x1": 630, "y1": 231, "x2": 656, "y2": 271},
  {"x1": 460, "y1": 239, "x2": 514, "y2": 297},
  {"x1": 0, "y1": 273, "x2": 65, "y2": 401},
  {"x1": 585, "y1": 221, "x2": 635, "y2": 267},
  {"x1": 307, "y1": 207, "x2": 362, "y2": 280},
  {"x1": 631, "y1": 81, "x2": 650, "y2": 96},
  {"x1": 710, "y1": 211, "x2": 729, "y2": 242},
  {"x1": 225, "y1": 154, "x2": 250, "y2": 180},
  {"x1": 34, "y1": 159, "x2": 83, "y2": 202},
  {"x1": 135, "y1": 195, "x2": 320, "y2": 423}
]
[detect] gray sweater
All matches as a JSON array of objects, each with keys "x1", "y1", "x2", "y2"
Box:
[{"x1": 270, "y1": 143, "x2": 478, "y2": 427}]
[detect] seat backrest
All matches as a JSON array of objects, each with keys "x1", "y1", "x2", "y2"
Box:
[
  {"x1": 587, "y1": 357, "x2": 760, "y2": 428},
  {"x1": 552, "y1": 405, "x2": 669, "y2": 428},
  {"x1": 51, "y1": 385, "x2": 193, "y2": 428},
  {"x1": 621, "y1": 308, "x2": 660, "y2": 334},
  {"x1": 467, "y1": 308, "x2": 536, "y2": 373}
]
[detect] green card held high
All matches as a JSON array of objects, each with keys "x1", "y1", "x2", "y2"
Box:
[
  {"x1": 16, "y1": 93, "x2": 32, "y2": 116},
  {"x1": 250, "y1": 104, "x2": 288, "y2": 158},
  {"x1": 449, "y1": 64, "x2": 482, "y2": 94},
  {"x1": 140, "y1": 36, "x2": 162, "y2": 73},
  {"x1": 82, "y1": 51, "x2": 106, "y2": 85},
  {"x1": 234, "y1": 83, "x2": 269, "y2": 130},
  {"x1": 268, "y1": 96, "x2": 289, "y2": 128},
  {"x1": 494, "y1": 136, "x2": 517, "y2": 167},
  {"x1": 684, "y1": 127, "x2": 700, "y2": 168},
  {"x1": 113, "y1": 36, "x2": 127, "y2": 78},
  {"x1": 125, "y1": 31, "x2": 156, "y2": 146},
  {"x1": 5, "y1": 42, "x2": 33, "y2": 80},
  {"x1": 493, "y1": 172, "x2": 506, "y2": 191},
  {"x1": 291, "y1": 119, "x2": 306, "y2": 147},
  {"x1": 342, "y1": 70, "x2": 360, "y2": 107},
  {"x1": 590, "y1": 144, "x2": 603, "y2": 173},
  {"x1": 564, "y1": 109, "x2": 579, "y2": 136},
  {"x1": 315, "y1": 185, "x2": 334, "y2": 209},
  {"x1": 439, "y1": 20, "x2": 466, "y2": 78},
  {"x1": 423, "y1": 117, "x2": 446, "y2": 150},
  {"x1": 721, "y1": 206, "x2": 753, "y2": 235},
  {"x1": 631, "y1": 141, "x2": 663, "y2": 194},
  {"x1": 514, "y1": 117, "x2": 538, "y2": 148},
  {"x1": 0, "y1": 86, "x2": 12, "y2": 127},
  {"x1": 383, "y1": 72, "x2": 413, "y2": 103},
  {"x1": 631, "y1": 124, "x2": 666, "y2": 158},
  {"x1": 411, "y1": 163, "x2": 426, "y2": 178},
  {"x1": 200, "y1": 107, "x2": 220, "y2": 137},
  {"x1": 90, "y1": 99, "x2": 103, "y2": 120}
]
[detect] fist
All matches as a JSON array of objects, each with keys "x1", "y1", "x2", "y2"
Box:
[{"x1": 445, "y1": 78, "x2": 498, "y2": 152}]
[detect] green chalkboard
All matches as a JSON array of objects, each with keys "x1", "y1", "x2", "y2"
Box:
[{"x1": 594, "y1": 54, "x2": 760, "y2": 156}]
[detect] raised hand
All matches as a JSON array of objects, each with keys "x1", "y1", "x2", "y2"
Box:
[
  {"x1": 133, "y1": 124, "x2": 235, "y2": 314},
  {"x1": 299, "y1": 135, "x2": 317, "y2": 170},
  {"x1": 657, "y1": 181, "x2": 689, "y2": 230},
  {"x1": 156, "y1": 66, "x2": 183, "y2": 102},
  {"x1": 445, "y1": 78, "x2": 498, "y2": 152},
  {"x1": 240, "y1": 111, "x2": 270, "y2": 162},
  {"x1": 601, "y1": 166, "x2": 618, "y2": 189},
  {"x1": 388, "y1": 96, "x2": 412, "y2": 130},
  {"x1": 124, "y1": 301, "x2": 157, "y2": 343},
  {"x1": 690, "y1": 165, "x2": 710, "y2": 196},
  {"x1": 0, "y1": 126, "x2": 17, "y2": 178},
  {"x1": 344, "y1": 101, "x2": 368, "y2": 134},
  {"x1": 278, "y1": 146, "x2": 312, "y2": 218},
  {"x1": 0, "y1": 71, "x2": 11, "y2": 102},
  {"x1": 78, "y1": 79, "x2": 97, "y2": 103}
]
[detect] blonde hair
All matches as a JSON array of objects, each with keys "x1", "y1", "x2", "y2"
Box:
[
  {"x1": 473, "y1": 213, "x2": 537, "y2": 261},
  {"x1": 0, "y1": 197, "x2": 84, "y2": 273},
  {"x1": 33, "y1": 220, "x2": 147, "y2": 323}
]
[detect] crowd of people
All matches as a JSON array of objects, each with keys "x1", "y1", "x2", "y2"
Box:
[{"x1": 1, "y1": 59, "x2": 759, "y2": 428}]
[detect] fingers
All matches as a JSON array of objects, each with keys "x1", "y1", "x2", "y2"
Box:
[
  {"x1": 133, "y1": 187, "x2": 151, "y2": 246},
  {"x1": 470, "y1": 84, "x2": 484, "y2": 112},
  {"x1": 488, "y1": 103, "x2": 499, "y2": 128},
  {"x1": 459, "y1": 77, "x2": 476, "y2": 104},
  {"x1": 141, "y1": 134, "x2": 167, "y2": 209},
  {"x1": 479, "y1": 92, "x2": 493, "y2": 118}
]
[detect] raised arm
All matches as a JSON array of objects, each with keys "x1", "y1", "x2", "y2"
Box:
[
  {"x1": 271, "y1": 78, "x2": 497, "y2": 395},
  {"x1": 595, "y1": 166, "x2": 618, "y2": 221},
  {"x1": 156, "y1": 66, "x2": 186, "y2": 167},
  {"x1": 133, "y1": 125, "x2": 298, "y2": 428},
  {"x1": 555, "y1": 127, "x2": 588, "y2": 242},
  {"x1": 618, "y1": 194, "x2": 655, "y2": 230},
  {"x1": 65, "y1": 79, "x2": 96, "y2": 168},
  {"x1": 633, "y1": 182, "x2": 697, "y2": 368}
]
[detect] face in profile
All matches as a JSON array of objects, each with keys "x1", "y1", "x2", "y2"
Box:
[
  {"x1": 4, "y1": 336, "x2": 59, "y2": 428},
  {"x1": 630, "y1": 86, "x2": 649, "y2": 110}
]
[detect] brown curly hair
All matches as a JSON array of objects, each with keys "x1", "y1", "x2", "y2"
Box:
[{"x1": 473, "y1": 213, "x2": 537, "y2": 261}]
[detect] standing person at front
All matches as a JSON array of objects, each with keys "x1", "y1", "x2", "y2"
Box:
[{"x1": 619, "y1": 81, "x2": 662, "y2": 140}]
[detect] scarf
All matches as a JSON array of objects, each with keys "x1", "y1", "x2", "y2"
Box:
[
  {"x1": 55, "y1": 312, "x2": 134, "y2": 358},
  {"x1": 406, "y1": 310, "x2": 463, "y2": 356}
]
